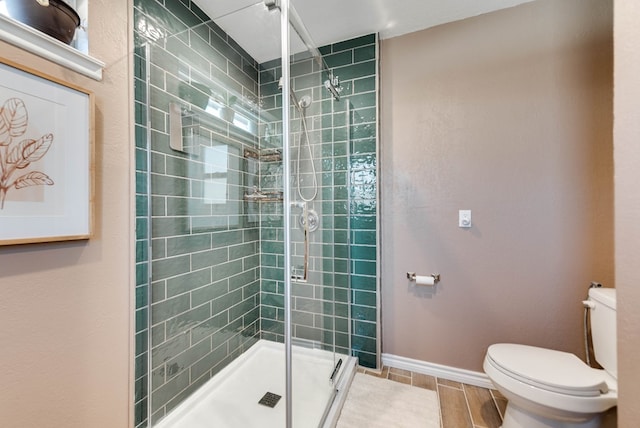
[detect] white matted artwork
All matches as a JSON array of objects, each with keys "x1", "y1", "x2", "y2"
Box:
[{"x1": 0, "y1": 58, "x2": 94, "y2": 245}]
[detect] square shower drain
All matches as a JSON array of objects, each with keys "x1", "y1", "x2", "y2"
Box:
[{"x1": 258, "y1": 392, "x2": 282, "y2": 408}]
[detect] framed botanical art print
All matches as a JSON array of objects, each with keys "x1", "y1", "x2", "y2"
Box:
[{"x1": 0, "y1": 58, "x2": 94, "y2": 245}]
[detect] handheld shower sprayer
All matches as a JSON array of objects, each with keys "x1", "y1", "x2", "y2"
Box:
[{"x1": 277, "y1": 77, "x2": 318, "y2": 202}]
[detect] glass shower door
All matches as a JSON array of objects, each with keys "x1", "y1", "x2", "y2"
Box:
[
  {"x1": 145, "y1": 41, "x2": 263, "y2": 423},
  {"x1": 141, "y1": 2, "x2": 271, "y2": 424},
  {"x1": 284, "y1": 1, "x2": 349, "y2": 425}
]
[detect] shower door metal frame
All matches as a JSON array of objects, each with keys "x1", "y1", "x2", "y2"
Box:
[
  {"x1": 279, "y1": 2, "x2": 293, "y2": 427},
  {"x1": 143, "y1": 41, "x2": 154, "y2": 428}
]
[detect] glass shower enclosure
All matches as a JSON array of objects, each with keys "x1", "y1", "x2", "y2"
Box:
[{"x1": 134, "y1": 0, "x2": 367, "y2": 426}]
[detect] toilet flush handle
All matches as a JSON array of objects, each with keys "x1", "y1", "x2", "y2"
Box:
[{"x1": 582, "y1": 300, "x2": 595, "y2": 309}]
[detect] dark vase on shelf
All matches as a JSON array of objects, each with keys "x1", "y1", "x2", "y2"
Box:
[{"x1": 5, "y1": 0, "x2": 80, "y2": 45}]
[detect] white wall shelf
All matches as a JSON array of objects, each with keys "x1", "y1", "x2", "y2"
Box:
[{"x1": 0, "y1": 14, "x2": 103, "y2": 81}]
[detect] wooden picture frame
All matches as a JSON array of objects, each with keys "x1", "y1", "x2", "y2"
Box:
[{"x1": 0, "y1": 57, "x2": 94, "y2": 245}]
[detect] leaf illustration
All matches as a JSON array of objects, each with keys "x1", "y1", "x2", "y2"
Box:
[
  {"x1": 0, "y1": 107, "x2": 5, "y2": 146},
  {"x1": 7, "y1": 134, "x2": 54, "y2": 169},
  {"x1": 0, "y1": 107, "x2": 6, "y2": 146},
  {"x1": 13, "y1": 171, "x2": 54, "y2": 189},
  {"x1": 0, "y1": 98, "x2": 28, "y2": 144}
]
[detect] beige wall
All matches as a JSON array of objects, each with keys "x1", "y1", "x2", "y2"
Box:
[
  {"x1": 0, "y1": 1, "x2": 132, "y2": 427},
  {"x1": 614, "y1": 0, "x2": 640, "y2": 426},
  {"x1": 380, "y1": 0, "x2": 613, "y2": 372}
]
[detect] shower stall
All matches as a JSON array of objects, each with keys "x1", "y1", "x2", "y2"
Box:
[{"x1": 133, "y1": 0, "x2": 379, "y2": 427}]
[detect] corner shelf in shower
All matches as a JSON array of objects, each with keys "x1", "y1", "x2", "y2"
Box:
[
  {"x1": 244, "y1": 148, "x2": 282, "y2": 163},
  {"x1": 243, "y1": 191, "x2": 283, "y2": 203},
  {"x1": 0, "y1": 14, "x2": 104, "y2": 81}
]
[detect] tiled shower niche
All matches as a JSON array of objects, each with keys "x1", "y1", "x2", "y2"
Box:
[{"x1": 133, "y1": 1, "x2": 378, "y2": 427}]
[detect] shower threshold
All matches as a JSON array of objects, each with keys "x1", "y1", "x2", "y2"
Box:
[{"x1": 154, "y1": 340, "x2": 357, "y2": 428}]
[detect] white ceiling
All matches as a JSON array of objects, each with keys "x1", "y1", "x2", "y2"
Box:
[{"x1": 194, "y1": 0, "x2": 536, "y2": 64}]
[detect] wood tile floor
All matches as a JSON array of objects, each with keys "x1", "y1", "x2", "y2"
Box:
[{"x1": 357, "y1": 366, "x2": 507, "y2": 428}]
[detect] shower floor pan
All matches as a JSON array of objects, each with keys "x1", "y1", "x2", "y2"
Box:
[{"x1": 155, "y1": 340, "x2": 357, "y2": 428}]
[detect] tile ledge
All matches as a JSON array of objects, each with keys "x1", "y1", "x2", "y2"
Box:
[{"x1": 0, "y1": 14, "x2": 104, "y2": 81}]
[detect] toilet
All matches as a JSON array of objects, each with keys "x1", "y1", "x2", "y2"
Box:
[{"x1": 483, "y1": 288, "x2": 617, "y2": 428}]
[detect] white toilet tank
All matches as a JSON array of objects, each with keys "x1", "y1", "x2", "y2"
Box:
[{"x1": 588, "y1": 287, "x2": 617, "y2": 379}]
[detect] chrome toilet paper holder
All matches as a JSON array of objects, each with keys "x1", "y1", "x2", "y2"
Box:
[{"x1": 406, "y1": 272, "x2": 441, "y2": 283}]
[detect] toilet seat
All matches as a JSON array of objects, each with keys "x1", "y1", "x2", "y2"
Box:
[{"x1": 486, "y1": 344, "x2": 609, "y2": 397}]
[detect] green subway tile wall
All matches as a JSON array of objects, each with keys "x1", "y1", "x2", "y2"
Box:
[
  {"x1": 134, "y1": 1, "x2": 379, "y2": 425},
  {"x1": 334, "y1": 35, "x2": 379, "y2": 368}
]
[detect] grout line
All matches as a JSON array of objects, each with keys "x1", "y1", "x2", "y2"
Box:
[
  {"x1": 460, "y1": 383, "x2": 476, "y2": 428},
  {"x1": 489, "y1": 389, "x2": 505, "y2": 423},
  {"x1": 434, "y1": 378, "x2": 444, "y2": 428}
]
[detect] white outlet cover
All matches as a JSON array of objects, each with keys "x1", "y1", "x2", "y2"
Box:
[{"x1": 459, "y1": 210, "x2": 472, "y2": 228}]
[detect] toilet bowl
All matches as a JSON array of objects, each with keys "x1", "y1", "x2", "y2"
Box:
[
  {"x1": 484, "y1": 344, "x2": 617, "y2": 427},
  {"x1": 483, "y1": 288, "x2": 617, "y2": 428}
]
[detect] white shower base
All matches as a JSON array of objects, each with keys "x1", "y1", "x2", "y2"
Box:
[{"x1": 155, "y1": 340, "x2": 357, "y2": 428}]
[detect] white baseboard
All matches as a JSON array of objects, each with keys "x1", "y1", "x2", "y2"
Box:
[{"x1": 381, "y1": 353, "x2": 494, "y2": 389}]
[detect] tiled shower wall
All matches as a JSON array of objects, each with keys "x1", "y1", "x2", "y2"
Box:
[
  {"x1": 134, "y1": 1, "x2": 379, "y2": 426},
  {"x1": 134, "y1": 0, "x2": 262, "y2": 426},
  {"x1": 335, "y1": 35, "x2": 379, "y2": 368},
  {"x1": 258, "y1": 35, "x2": 379, "y2": 368}
]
